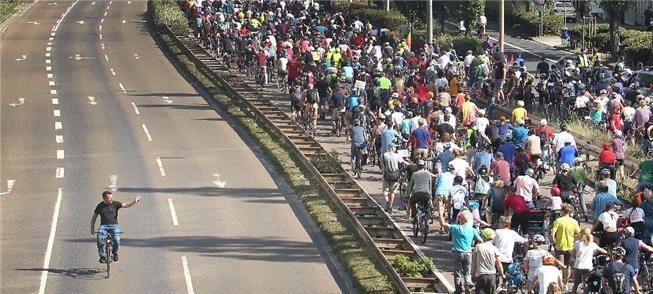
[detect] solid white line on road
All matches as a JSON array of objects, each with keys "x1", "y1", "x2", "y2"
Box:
[
  {"x1": 46, "y1": 46, "x2": 51, "y2": 52},
  {"x1": 131, "y1": 102, "x2": 140, "y2": 114},
  {"x1": 55, "y1": 168, "x2": 64, "y2": 179},
  {"x1": 50, "y1": 90, "x2": 57, "y2": 95},
  {"x1": 49, "y1": 81, "x2": 55, "y2": 86},
  {"x1": 110, "y1": 68, "x2": 116, "y2": 76},
  {"x1": 46, "y1": 66, "x2": 52, "y2": 71},
  {"x1": 52, "y1": 0, "x2": 78, "y2": 33},
  {"x1": 52, "y1": 98, "x2": 59, "y2": 105},
  {"x1": 167, "y1": 198, "x2": 179, "y2": 226},
  {"x1": 142, "y1": 124, "x2": 152, "y2": 141},
  {"x1": 54, "y1": 122, "x2": 62, "y2": 130},
  {"x1": 104, "y1": 54, "x2": 109, "y2": 62},
  {"x1": 101, "y1": 43, "x2": 105, "y2": 50},
  {"x1": 56, "y1": 135, "x2": 63, "y2": 143},
  {"x1": 45, "y1": 53, "x2": 50, "y2": 57},
  {"x1": 56, "y1": 150, "x2": 64, "y2": 159},
  {"x1": 47, "y1": 73, "x2": 53, "y2": 79},
  {"x1": 156, "y1": 157, "x2": 166, "y2": 177},
  {"x1": 99, "y1": 25, "x2": 102, "y2": 31},
  {"x1": 181, "y1": 256, "x2": 195, "y2": 294},
  {"x1": 38, "y1": 188, "x2": 63, "y2": 294},
  {"x1": 45, "y1": 59, "x2": 51, "y2": 64},
  {"x1": 53, "y1": 110, "x2": 60, "y2": 117},
  {"x1": 119, "y1": 82, "x2": 126, "y2": 93}
]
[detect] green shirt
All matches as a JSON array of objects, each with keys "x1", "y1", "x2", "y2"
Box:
[
  {"x1": 569, "y1": 166, "x2": 585, "y2": 184},
  {"x1": 378, "y1": 77, "x2": 392, "y2": 90},
  {"x1": 551, "y1": 215, "x2": 580, "y2": 251},
  {"x1": 640, "y1": 160, "x2": 653, "y2": 183}
]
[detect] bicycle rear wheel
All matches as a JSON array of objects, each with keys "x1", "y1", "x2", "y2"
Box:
[{"x1": 420, "y1": 215, "x2": 429, "y2": 244}]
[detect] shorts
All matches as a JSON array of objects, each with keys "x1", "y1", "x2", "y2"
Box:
[
  {"x1": 414, "y1": 148, "x2": 429, "y2": 160},
  {"x1": 509, "y1": 212, "x2": 530, "y2": 235},
  {"x1": 383, "y1": 180, "x2": 399, "y2": 194},
  {"x1": 494, "y1": 79, "x2": 504, "y2": 91},
  {"x1": 554, "y1": 250, "x2": 572, "y2": 266},
  {"x1": 616, "y1": 159, "x2": 624, "y2": 166},
  {"x1": 433, "y1": 194, "x2": 449, "y2": 209}
]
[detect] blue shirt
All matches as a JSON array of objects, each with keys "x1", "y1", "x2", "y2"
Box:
[
  {"x1": 472, "y1": 151, "x2": 493, "y2": 173},
  {"x1": 434, "y1": 148, "x2": 453, "y2": 171},
  {"x1": 411, "y1": 128, "x2": 431, "y2": 149},
  {"x1": 498, "y1": 143, "x2": 517, "y2": 167},
  {"x1": 348, "y1": 96, "x2": 360, "y2": 112},
  {"x1": 512, "y1": 126, "x2": 528, "y2": 147},
  {"x1": 559, "y1": 145, "x2": 577, "y2": 166},
  {"x1": 380, "y1": 129, "x2": 402, "y2": 154},
  {"x1": 499, "y1": 123, "x2": 512, "y2": 139},
  {"x1": 592, "y1": 192, "x2": 621, "y2": 220},
  {"x1": 449, "y1": 224, "x2": 479, "y2": 253},
  {"x1": 435, "y1": 172, "x2": 455, "y2": 195}
]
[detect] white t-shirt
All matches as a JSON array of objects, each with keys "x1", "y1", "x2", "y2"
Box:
[
  {"x1": 479, "y1": 15, "x2": 487, "y2": 25},
  {"x1": 450, "y1": 158, "x2": 470, "y2": 184},
  {"x1": 597, "y1": 211, "x2": 619, "y2": 231},
  {"x1": 575, "y1": 95, "x2": 590, "y2": 109},
  {"x1": 525, "y1": 249, "x2": 552, "y2": 281},
  {"x1": 552, "y1": 131, "x2": 576, "y2": 153},
  {"x1": 514, "y1": 175, "x2": 539, "y2": 202},
  {"x1": 493, "y1": 228, "x2": 528, "y2": 263},
  {"x1": 535, "y1": 265, "x2": 562, "y2": 294},
  {"x1": 624, "y1": 207, "x2": 645, "y2": 223},
  {"x1": 475, "y1": 117, "x2": 490, "y2": 134},
  {"x1": 573, "y1": 241, "x2": 599, "y2": 270}
]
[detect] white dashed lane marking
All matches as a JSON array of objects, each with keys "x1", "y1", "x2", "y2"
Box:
[
  {"x1": 54, "y1": 122, "x2": 62, "y2": 130},
  {"x1": 53, "y1": 110, "x2": 60, "y2": 117},
  {"x1": 56, "y1": 150, "x2": 64, "y2": 159}
]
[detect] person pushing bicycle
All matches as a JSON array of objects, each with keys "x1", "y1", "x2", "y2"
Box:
[{"x1": 91, "y1": 191, "x2": 141, "y2": 263}]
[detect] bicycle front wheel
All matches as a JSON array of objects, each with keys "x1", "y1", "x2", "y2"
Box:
[{"x1": 105, "y1": 244, "x2": 112, "y2": 278}]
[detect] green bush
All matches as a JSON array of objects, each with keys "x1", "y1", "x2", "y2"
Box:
[
  {"x1": 392, "y1": 255, "x2": 434, "y2": 278},
  {"x1": 356, "y1": 8, "x2": 407, "y2": 32},
  {"x1": 151, "y1": 0, "x2": 187, "y2": 36},
  {"x1": 509, "y1": 10, "x2": 562, "y2": 36}
]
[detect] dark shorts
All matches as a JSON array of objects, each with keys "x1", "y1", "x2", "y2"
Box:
[
  {"x1": 555, "y1": 250, "x2": 572, "y2": 266},
  {"x1": 509, "y1": 212, "x2": 530, "y2": 235},
  {"x1": 475, "y1": 274, "x2": 496, "y2": 294}
]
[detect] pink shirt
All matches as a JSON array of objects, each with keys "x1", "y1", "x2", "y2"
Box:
[{"x1": 491, "y1": 159, "x2": 511, "y2": 183}]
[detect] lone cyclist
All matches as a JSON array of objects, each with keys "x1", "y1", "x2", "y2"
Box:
[{"x1": 91, "y1": 191, "x2": 141, "y2": 263}]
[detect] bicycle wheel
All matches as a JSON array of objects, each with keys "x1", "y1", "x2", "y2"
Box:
[
  {"x1": 355, "y1": 154, "x2": 363, "y2": 179},
  {"x1": 412, "y1": 217, "x2": 419, "y2": 238},
  {"x1": 105, "y1": 243, "x2": 112, "y2": 278},
  {"x1": 420, "y1": 215, "x2": 429, "y2": 244}
]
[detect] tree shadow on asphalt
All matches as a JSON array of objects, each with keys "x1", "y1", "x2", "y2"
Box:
[
  {"x1": 131, "y1": 92, "x2": 199, "y2": 97},
  {"x1": 14, "y1": 268, "x2": 106, "y2": 280},
  {"x1": 64, "y1": 236, "x2": 323, "y2": 263},
  {"x1": 137, "y1": 104, "x2": 212, "y2": 110},
  {"x1": 117, "y1": 186, "x2": 289, "y2": 204}
]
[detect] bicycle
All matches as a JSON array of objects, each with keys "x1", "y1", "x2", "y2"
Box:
[
  {"x1": 638, "y1": 252, "x2": 653, "y2": 292},
  {"x1": 353, "y1": 146, "x2": 365, "y2": 179},
  {"x1": 276, "y1": 70, "x2": 289, "y2": 94},
  {"x1": 96, "y1": 229, "x2": 120, "y2": 278},
  {"x1": 496, "y1": 258, "x2": 527, "y2": 294},
  {"x1": 335, "y1": 108, "x2": 346, "y2": 137},
  {"x1": 412, "y1": 201, "x2": 430, "y2": 244},
  {"x1": 256, "y1": 66, "x2": 266, "y2": 89}
]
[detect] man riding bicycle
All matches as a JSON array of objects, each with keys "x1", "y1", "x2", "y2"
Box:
[
  {"x1": 90, "y1": 191, "x2": 141, "y2": 263},
  {"x1": 408, "y1": 159, "x2": 436, "y2": 219}
]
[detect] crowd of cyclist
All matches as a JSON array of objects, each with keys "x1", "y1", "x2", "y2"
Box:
[{"x1": 175, "y1": 0, "x2": 653, "y2": 293}]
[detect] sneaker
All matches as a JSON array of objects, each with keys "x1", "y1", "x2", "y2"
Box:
[
  {"x1": 99, "y1": 256, "x2": 107, "y2": 264},
  {"x1": 112, "y1": 252, "x2": 119, "y2": 262}
]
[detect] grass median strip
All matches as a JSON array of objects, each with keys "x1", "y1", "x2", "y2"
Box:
[
  {"x1": 151, "y1": 22, "x2": 395, "y2": 294},
  {"x1": 0, "y1": 1, "x2": 23, "y2": 24}
]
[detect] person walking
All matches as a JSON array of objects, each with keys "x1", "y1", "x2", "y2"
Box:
[
  {"x1": 471, "y1": 228, "x2": 504, "y2": 294},
  {"x1": 571, "y1": 228, "x2": 608, "y2": 294},
  {"x1": 438, "y1": 205, "x2": 482, "y2": 294},
  {"x1": 550, "y1": 203, "x2": 579, "y2": 286}
]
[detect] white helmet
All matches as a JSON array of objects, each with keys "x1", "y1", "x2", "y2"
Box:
[{"x1": 540, "y1": 119, "x2": 547, "y2": 126}]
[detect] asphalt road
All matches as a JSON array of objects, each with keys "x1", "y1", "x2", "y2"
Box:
[{"x1": 0, "y1": 1, "x2": 346, "y2": 293}]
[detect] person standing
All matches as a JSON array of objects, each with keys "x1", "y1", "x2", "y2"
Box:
[
  {"x1": 471, "y1": 228, "x2": 504, "y2": 294},
  {"x1": 493, "y1": 216, "x2": 528, "y2": 272},
  {"x1": 438, "y1": 205, "x2": 482, "y2": 294},
  {"x1": 550, "y1": 203, "x2": 579, "y2": 286},
  {"x1": 382, "y1": 143, "x2": 409, "y2": 212},
  {"x1": 571, "y1": 228, "x2": 608, "y2": 294},
  {"x1": 601, "y1": 247, "x2": 641, "y2": 294},
  {"x1": 527, "y1": 256, "x2": 563, "y2": 294}
]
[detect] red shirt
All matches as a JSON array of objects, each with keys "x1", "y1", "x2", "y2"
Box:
[
  {"x1": 599, "y1": 149, "x2": 616, "y2": 165},
  {"x1": 415, "y1": 84, "x2": 428, "y2": 101},
  {"x1": 534, "y1": 126, "x2": 554, "y2": 139},
  {"x1": 504, "y1": 194, "x2": 529, "y2": 214},
  {"x1": 608, "y1": 113, "x2": 623, "y2": 131},
  {"x1": 288, "y1": 59, "x2": 301, "y2": 78},
  {"x1": 490, "y1": 159, "x2": 511, "y2": 183}
]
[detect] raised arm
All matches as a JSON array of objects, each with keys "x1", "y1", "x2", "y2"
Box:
[{"x1": 121, "y1": 197, "x2": 141, "y2": 208}]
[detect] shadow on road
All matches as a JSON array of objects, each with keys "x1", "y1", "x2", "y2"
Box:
[
  {"x1": 131, "y1": 92, "x2": 198, "y2": 97},
  {"x1": 64, "y1": 236, "x2": 323, "y2": 263},
  {"x1": 14, "y1": 268, "x2": 106, "y2": 280},
  {"x1": 137, "y1": 104, "x2": 211, "y2": 110}
]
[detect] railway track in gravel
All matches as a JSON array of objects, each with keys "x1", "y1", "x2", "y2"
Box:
[{"x1": 164, "y1": 28, "x2": 453, "y2": 293}]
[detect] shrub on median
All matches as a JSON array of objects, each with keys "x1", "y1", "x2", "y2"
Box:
[{"x1": 151, "y1": 0, "x2": 187, "y2": 36}]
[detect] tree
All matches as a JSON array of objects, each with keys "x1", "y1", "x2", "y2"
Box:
[
  {"x1": 446, "y1": 0, "x2": 485, "y2": 36},
  {"x1": 600, "y1": 0, "x2": 634, "y2": 55}
]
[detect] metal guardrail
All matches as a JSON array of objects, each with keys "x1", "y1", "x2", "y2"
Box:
[{"x1": 159, "y1": 26, "x2": 454, "y2": 293}]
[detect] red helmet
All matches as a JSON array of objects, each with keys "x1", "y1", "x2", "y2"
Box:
[{"x1": 550, "y1": 186, "x2": 561, "y2": 196}]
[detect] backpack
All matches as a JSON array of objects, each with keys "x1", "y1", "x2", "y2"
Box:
[
  {"x1": 306, "y1": 89, "x2": 318, "y2": 104},
  {"x1": 292, "y1": 87, "x2": 303, "y2": 105},
  {"x1": 383, "y1": 158, "x2": 402, "y2": 182},
  {"x1": 610, "y1": 263, "x2": 628, "y2": 294}
]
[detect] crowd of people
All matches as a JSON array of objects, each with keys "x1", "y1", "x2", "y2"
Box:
[{"x1": 174, "y1": 0, "x2": 653, "y2": 293}]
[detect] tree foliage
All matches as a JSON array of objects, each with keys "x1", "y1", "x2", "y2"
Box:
[
  {"x1": 600, "y1": 0, "x2": 634, "y2": 55},
  {"x1": 446, "y1": 0, "x2": 486, "y2": 36}
]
